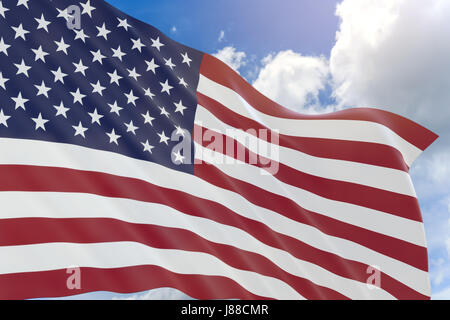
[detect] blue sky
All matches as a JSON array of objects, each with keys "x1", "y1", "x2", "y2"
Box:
[
  {"x1": 106, "y1": 0, "x2": 339, "y2": 59},
  {"x1": 58, "y1": 0, "x2": 450, "y2": 299}
]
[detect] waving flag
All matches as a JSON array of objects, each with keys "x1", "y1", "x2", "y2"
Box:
[{"x1": 0, "y1": 0, "x2": 438, "y2": 300}]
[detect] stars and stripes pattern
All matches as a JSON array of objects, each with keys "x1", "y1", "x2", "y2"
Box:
[{"x1": 0, "y1": 0, "x2": 438, "y2": 300}]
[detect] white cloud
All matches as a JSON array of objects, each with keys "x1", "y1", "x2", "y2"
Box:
[
  {"x1": 410, "y1": 151, "x2": 450, "y2": 200},
  {"x1": 170, "y1": 26, "x2": 177, "y2": 33},
  {"x1": 446, "y1": 238, "x2": 450, "y2": 259},
  {"x1": 242, "y1": 0, "x2": 450, "y2": 122},
  {"x1": 434, "y1": 286, "x2": 450, "y2": 300},
  {"x1": 253, "y1": 50, "x2": 330, "y2": 112},
  {"x1": 113, "y1": 288, "x2": 193, "y2": 300},
  {"x1": 330, "y1": 0, "x2": 450, "y2": 135},
  {"x1": 218, "y1": 30, "x2": 225, "y2": 42},
  {"x1": 212, "y1": 46, "x2": 246, "y2": 72}
]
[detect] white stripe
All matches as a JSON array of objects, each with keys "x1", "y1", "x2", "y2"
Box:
[
  {"x1": 198, "y1": 74, "x2": 422, "y2": 166},
  {"x1": 0, "y1": 241, "x2": 302, "y2": 300},
  {"x1": 195, "y1": 104, "x2": 417, "y2": 197},
  {"x1": 0, "y1": 191, "x2": 395, "y2": 299},
  {"x1": 0, "y1": 138, "x2": 429, "y2": 296}
]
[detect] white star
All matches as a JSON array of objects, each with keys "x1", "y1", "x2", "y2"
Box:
[
  {"x1": 96, "y1": 23, "x2": 111, "y2": 40},
  {"x1": 124, "y1": 89, "x2": 139, "y2": 106},
  {"x1": 111, "y1": 46, "x2": 126, "y2": 61},
  {"x1": 131, "y1": 37, "x2": 145, "y2": 52},
  {"x1": 141, "y1": 111, "x2": 155, "y2": 126},
  {"x1": 72, "y1": 121, "x2": 88, "y2": 138},
  {"x1": 124, "y1": 120, "x2": 139, "y2": 135},
  {"x1": 117, "y1": 17, "x2": 131, "y2": 30},
  {"x1": 141, "y1": 140, "x2": 154, "y2": 154},
  {"x1": 14, "y1": 59, "x2": 31, "y2": 77},
  {"x1": 90, "y1": 80, "x2": 106, "y2": 96},
  {"x1": 53, "y1": 101, "x2": 69, "y2": 118},
  {"x1": 0, "y1": 37, "x2": 10, "y2": 55},
  {"x1": 70, "y1": 88, "x2": 86, "y2": 105},
  {"x1": 160, "y1": 79, "x2": 173, "y2": 95},
  {"x1": 0, "y1": 1, "x2": 9, "y2": 18},
  {"x1": 11, "y1": 92, "x2": 29, "y2": 110},
  {"x1": 107, "y1": 69, "x2": 122, "y2": 85},
  {"x1": 143, "y1": 87, "x2": 155, "y2": 99},
  {"x1": 56, "y1": 8, "x2": 71, "y2": 21},
  {"x1": 73, "y1": 28, "x2": 90, "y2": 42},
  {"x1": 159, "y1": 106, "x2": 170, "y2": 118},
  {"x1": 0, "y1": 109, "x2": 10, "y2": 127},
  {"x1": 32, "y1": 113, "x2": 49, "y2": 131},
  {"x1": 54, "y1": 37, "x2": 70, "y2": 55},
  {"x1": 73, "y1": 59, "x2": 89, "y2": 76},
  {"x1": 172, "y1": 150, "x2": 185, "y2": 164},
  {"x1": 34, "y1": 81, "x2": 51, "y2": 98},
  {"x1": 174, "y1": 100, "x2": 187, "y2": 115},
  {"x1": 88, "y1": 108, "x2": 103, "y2": 125},
  {"x1": 108, "y1": 101, "x2": 123, "y2": 116},
  {"x1": 127, "y1": 67, "x2": 141, "y2": 81},
  {"x1": 164, "y1": 57, "x2": 176, "y2": 70},
  {"x1": 174, "y1": 125, "x2": 186, "y2": 137},
  {"x1": 51, "y1": 67, "x2": 68, "y2": 83},
  {"x1": 32, "y1": 45, "x2": 49, "y2": 62},
  {"x1": 16, "y1": 0, "x2": 29, "y2": 9},
  {"x1": 178, "y1": 77, "x2": 188, "y2": 88},
  {"x1": 150, "y1": 36, "x2": 164, "y2": 51},
  {"x1": 158, "y1": 131, "x2": 170, "y2": 145},
  {"x1": 35, "y1": 14, "x2": 51, "y2": 32},
  {"x1": 80, "y1": 0, "x2": 96, "y2": 17},
  {"x1": 90, "y1": 49, "x2": 106, "y2": 64},
  {"x1": 181, "y1": 52, "x2": 192, "y2": 66},
  {"x1": 106, "y1": 129, "x2": 121, "y2": 145},
  {"x1": 0, "y1": 72, "x2": 8, "y2": 90},
  {"x1": 12, "y1": 23, "x2": 29, "y2": 40},
  {"x1": 145, "y1": 58, "x2": 159, "y2": 74}
]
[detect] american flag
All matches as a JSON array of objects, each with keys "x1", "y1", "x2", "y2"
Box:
[{"x1": 0, "y1": 0, "x2": 438, "y2": 300}]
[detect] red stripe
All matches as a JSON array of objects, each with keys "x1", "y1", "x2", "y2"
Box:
[
  {"x1": 0, "y1": 217, "x2": 348, "y2": 300},
  {"x1": 0, "y1": 265, "x2": 268, "y2": 300},
  {"x1": 200, "y1": 53, "x2": 438, "y2": 151},
  {"x1": 194, "y1": 125, "x2": 423, "y2": 223},
  {"x1": 197, "y1": 92, "x2": 409, "y2": 172},
  {"x1": 0, "y1": 165, "x2": 427, "y2": 299}
]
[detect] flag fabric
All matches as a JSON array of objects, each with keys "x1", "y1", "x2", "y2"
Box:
[{"x1": 0, "y1": 0, "x2": 438, "y2": 300}]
